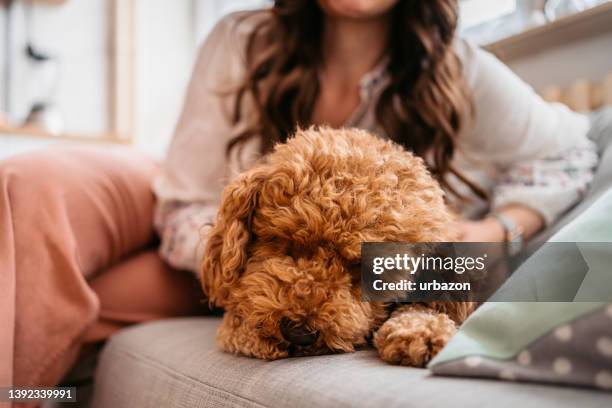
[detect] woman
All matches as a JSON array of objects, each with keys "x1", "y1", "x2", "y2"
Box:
[{"x1": 154, "y1": 0, "x2": 598, "y2": 275}]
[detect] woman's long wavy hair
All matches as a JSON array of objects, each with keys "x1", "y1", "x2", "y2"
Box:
[{"x1": 229, "y1": 0, "x2": 485, "y2": 200}]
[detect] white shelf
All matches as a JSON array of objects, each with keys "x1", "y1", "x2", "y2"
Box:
[{"x1": 484, "y1": 2, "x2": 612, "y2": 61}]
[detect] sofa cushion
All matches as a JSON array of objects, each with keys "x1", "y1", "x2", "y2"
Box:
[{"x1": 92, "y1": 318, "x2": 611, "y2": 408}]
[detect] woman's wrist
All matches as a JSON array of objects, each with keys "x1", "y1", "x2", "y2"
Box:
[
  {"x1": 459, "y1": 217, "x2": 505, "y2": 242},
  {"x1": 489, "y1": 212, "x2": 524, "y2": 243},
  {"x1": 492, "y1": 205, "x2": 545, "y2": 241},
  {"x1": 460, "y1": 205, "x2": 544, "y2": 243},
  {"x1": 481, "y1": 216, "x2": 506, "y2": 242}
]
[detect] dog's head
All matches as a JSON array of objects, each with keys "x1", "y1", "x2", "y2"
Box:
[{"x1": 201, "y1": 127, "x2": 455, "y2": 359}]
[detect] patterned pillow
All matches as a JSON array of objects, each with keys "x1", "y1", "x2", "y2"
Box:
[
  {"x1": 429, "y1": 188, "x2": 612, "y2": 390},
  {"x1": 429, "y1": 303, "x2": 612, "y2": 390}
]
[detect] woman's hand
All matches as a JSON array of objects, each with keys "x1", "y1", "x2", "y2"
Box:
[
  {"x1": 458, "y1": 205, "x2": 545, "y2": 243},
  {"x1": 458, "y1": 217, "x2": 505, "y2": 242}
]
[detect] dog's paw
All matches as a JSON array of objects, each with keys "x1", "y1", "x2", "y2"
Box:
[{"x1": 374, "y1": 310, "x2": 457, "y2": 367}]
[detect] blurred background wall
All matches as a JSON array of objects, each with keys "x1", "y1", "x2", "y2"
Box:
[
  {"x1": 0, "y1": 0, "x2": 110, "y2": 133},
  {"x1": 0, "y1": 0, "x2": 610, "y2": 159}
]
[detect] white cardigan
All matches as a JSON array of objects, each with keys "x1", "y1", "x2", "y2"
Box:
[{"x1": 152, "y1": 11, "x2": 598, "y2": 273}]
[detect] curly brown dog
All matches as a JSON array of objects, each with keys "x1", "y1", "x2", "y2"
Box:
[{"x1": 201, "y1": 127, "x2": 475, "y2": 367}]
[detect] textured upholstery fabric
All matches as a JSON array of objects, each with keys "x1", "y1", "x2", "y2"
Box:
[{"x1": 92, "y1": 318, "x2": 611, "y2": 408}]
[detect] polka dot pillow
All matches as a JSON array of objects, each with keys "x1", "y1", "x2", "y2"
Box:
[
  {"x1": 429, "y1": 303, "x2": 612, "y2": 391},
  {"x1": 429, "y1": 189, "x2": 612, "y2": 391}
]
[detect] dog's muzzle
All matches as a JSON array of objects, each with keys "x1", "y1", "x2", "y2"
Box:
[{"x1": 280, "y1": 317, "x2": 318, "y2": 346}]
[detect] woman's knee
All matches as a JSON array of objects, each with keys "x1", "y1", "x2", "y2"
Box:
[{"x1": 1, "y1": 147, "x2": 160, "y2": 273}]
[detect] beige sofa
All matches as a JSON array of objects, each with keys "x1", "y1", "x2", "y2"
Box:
[
  {"x1": 89, "y1": 107, "x2": 612, "y2": 407},
  {"x1": 89, "y1": 317, "x2": 611, "y2": 407}
]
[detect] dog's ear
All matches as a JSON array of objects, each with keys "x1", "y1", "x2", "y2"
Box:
[{"x1": 201, "y1": 170, "x2": 264, "y2": 307}]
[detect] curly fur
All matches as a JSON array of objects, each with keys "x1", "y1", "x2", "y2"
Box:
[{"x1": 201, "y1": 127, "x2": 475, "y2": 366}]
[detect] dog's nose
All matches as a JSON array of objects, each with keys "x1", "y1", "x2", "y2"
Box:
[{"x1": 280, "y1": 317, "x2": 318, "y2": 346}]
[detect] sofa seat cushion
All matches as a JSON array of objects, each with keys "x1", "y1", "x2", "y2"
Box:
[{"x1": 91, "y1": 318, "x2": 611, "y2": 408}]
